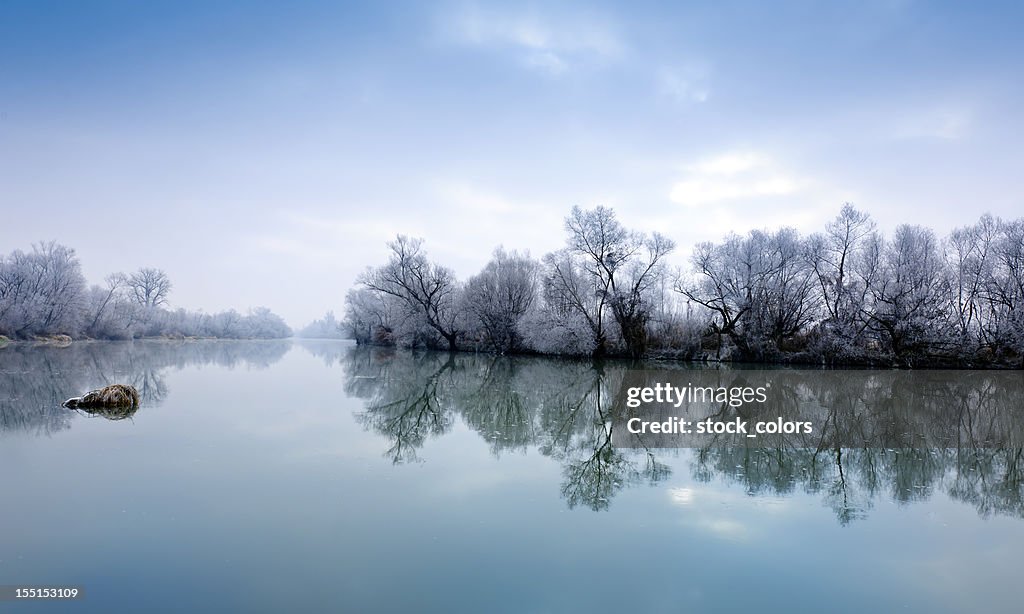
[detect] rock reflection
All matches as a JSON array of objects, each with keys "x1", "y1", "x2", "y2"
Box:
[
  {"x1": 331, "y1": 345, "x2": 1024, "y2": 521},
  {"x1": 71, "y1": 403, "x2": 140, "y2": 422},
  {"x1": 0, "y1": 339, "x2": 291, "y2": 434}
]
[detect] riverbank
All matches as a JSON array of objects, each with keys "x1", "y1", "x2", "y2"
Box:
[{"x1": 352, "y1": 338, "x2": 1024, "y2": 370}]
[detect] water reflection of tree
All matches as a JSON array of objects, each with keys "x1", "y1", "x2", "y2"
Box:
[
  {"x1": 692, "y1": 446, "x2": 1023, "y2": 525},
  {"x1": 559, "y1": 424, "x2": 671, "y2": 512},
  {"x1": 683, "y1": 368, "x2": 1024, "y2": 524},
  {"x1": 295, "y1": 338, "x2": 357, "y2": 368},
  {"x1": 127, "y1": 368, "x2": 169, "y2": 406},
  {"x1": 948, "y1": 448, "x2": 1024, "y2": 518},
  {"x1": 339, "y1": 348, "x2": 672, "y2": 509},
  {"x1": 0, "y1": 340, "x2": 290, "y2": 433},
  {"x1": 532, "y1": 363, "x2": 670, "y2": 511},
  {"x1": 349, "y1": 352, "x2": 456, "y2": 464},
  {"x1": 332, "y1": 346, "x2": 1024, "y2": 521}
]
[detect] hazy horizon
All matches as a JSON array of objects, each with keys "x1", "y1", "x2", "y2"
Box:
[{"x1": 3, "y1": 1, "x2": 1022, "y2": 327}]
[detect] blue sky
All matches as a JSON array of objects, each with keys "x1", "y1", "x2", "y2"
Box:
[{"x1": 2, "y1": 1, "x2": 1022, "y2": 326}]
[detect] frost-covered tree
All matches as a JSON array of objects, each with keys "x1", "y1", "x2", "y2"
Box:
[
  {"x1": 298, "y1": 311, "x2": 347, "y2": 339},
  {"x1": 806, "y1": 204, "x2": 878, "y2": 344},
  {"x1": 127, "y1": 267, "x2": 172, "y2": 308},
  {"x1": 676, "y1": 234, "x2": 750, "y2": 356},
  {"x1": 983, "y1": 218, "x2": 1024, "y2": 355},
  {"x1": 82, "y1": 273, "x2": 143, "y2": 339},
  {"x1": 462, "y1": 247, "x2": 538, "y2": 353},
  {"x1": 0, "y1": 243, "x2": 289, "y2": 341},
  {"x1": 522, "y1": 250, "x2": 597, "y2": 356},
  {"x1": 544, "y1": 206, "x2": 674, "y2": 357},
  {"x1": 343, "y1": 287, "x2": 404, "y2": 345},
  {"x1": 746, "y1": 227, "x2": 818, "y2": 351},
  {"x1": 240, "y1": 307, "x2": 291, "y2": 338},
  {"x1": 678, "y1": 228, "x2": 815, "y2": 358},
  {"x1": 945, "y1": 214, "x2": 999, "y2": 345},
  {"x1": 330, "y1": 207, "x2": 1023, "y2": 363},
  {"x1": 865, "y1": 225, "x2": 952, "y2": 360},
  {"x1": 359, "y1": 235, "x2": 462, "y2": 351},
  {"x1": 0, "y1": 241, "x2": 87, "y2": 338}
]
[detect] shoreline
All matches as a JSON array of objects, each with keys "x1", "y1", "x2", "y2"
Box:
[{"x1": 4, "y1": 335, "x2": 1021, "y2": 370}]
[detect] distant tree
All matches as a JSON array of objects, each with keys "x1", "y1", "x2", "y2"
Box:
[
  {"x1": 127, "y1": 267, "x2": 172, "y2": 308},
  {"x1": 241, "y1": 307, "x2": 292, "y2": 339},
  {"x1": 83, "y1": 273, "x2": 136, "y2": 339},
  {"x1": 0, "y1": 241, "x2": 86, "y2": 338},
  {"x1": 205, "y1": 309, "x2": 243, "y2": 338},
  {"x1": 298, "y1": 311, "x2": 348, "y2": 339},
  {"x1": 0, "y1": 243, "x2": 290, "y2": 341},
  {"x1": 343, "y1": 287, "x2": 404, "y2": 345}
]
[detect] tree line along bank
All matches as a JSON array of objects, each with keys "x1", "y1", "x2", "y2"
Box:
[
  {"x1": 335, "y1": 205, "x2": 1024, "y2": 367},
  {"x1": 0, "y1": 243, "x2": 290, "y2": 342}
]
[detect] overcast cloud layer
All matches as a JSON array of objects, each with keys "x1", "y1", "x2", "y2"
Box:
[{"x1": 2, "y1": 1, "x2": 1022, "y2": 326}]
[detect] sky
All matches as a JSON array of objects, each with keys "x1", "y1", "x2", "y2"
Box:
[{"x1": 2, "y1": 0, "x2": 1022, "y2": 327}]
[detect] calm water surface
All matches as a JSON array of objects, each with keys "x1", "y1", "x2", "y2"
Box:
[{"x1": 1, "y1": 340, "x2": 1022, "y2": 613}]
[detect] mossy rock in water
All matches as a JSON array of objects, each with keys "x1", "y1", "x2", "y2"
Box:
[
  {"x1": 0, "y1": 335, "x2": 9, "y2": 347},
  {"x1": 63, "y1": 384, "x2": 140, "y2": 413}
]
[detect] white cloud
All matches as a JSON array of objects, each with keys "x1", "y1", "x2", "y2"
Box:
[
  {"x1": 249, "y1": 211, "x2": 398, "y2": 267},
  {"x1": 440, "y1": 4, "x2": 623, "y2": 75},
  {"x1": 669, "y1": 487, "x2": 695, "y2": 505},
  {"x1": 670, "y1": 177, "x2": 799, "y2": 205},
  {"x1": 894, "y1": 107, "x2": 972, "y2": 140},
  {"x1": 429, "y1": 179, "x2": 565, "y2": 259},
  {"x1": 660, "y1": 150, "x2": 862, "y2": 246},
  {"x1": 701, "y1": 518, "x2": 748, "y2": 539},
  {"x1": 687, "y1": 152, "x2": 764, "y2": 175},
  {"x1": 525, "y1": 51, "x2": 568, "y2": 76},
  {"x1": 658, "y1": 65, "x2": 711, "y2": 104},
  {"x1": 435, "y1": 180, "x2": 531, "y2": 215},
  {"x1": 670, "y1": 151, "x2": 803, "y2": 207}
]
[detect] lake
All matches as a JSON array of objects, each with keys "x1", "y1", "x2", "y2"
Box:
[{"x1": 2, "y1": 340, "x2": 1023, "y2": 613}]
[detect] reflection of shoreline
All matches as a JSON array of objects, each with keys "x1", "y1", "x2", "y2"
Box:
[
  {"x1": 692, "y1": 447, "x2": 1023, "y2": 525},
  {"x1": 614, "y1": 369, "x2": 1024, "y2": 449},
  {"x1": 0, "y1": 339, "x2": 292, "y2": 435},
  {"x1": 327, "y1": 343, "x2": 1024, "y2": 522}
]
